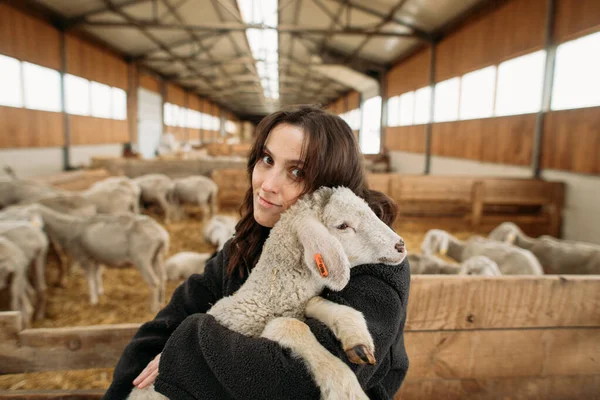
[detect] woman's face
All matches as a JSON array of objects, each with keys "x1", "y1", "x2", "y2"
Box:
[{"x1": 252, "y1": 123, "x2": 307, "y2": 228}]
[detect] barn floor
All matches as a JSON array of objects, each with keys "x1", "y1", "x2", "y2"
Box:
[{"x1": 0, "y1": 208, "x2": 472, "y2": 391}]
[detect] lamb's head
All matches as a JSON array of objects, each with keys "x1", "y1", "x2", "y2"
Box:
[
  {"x1": 421, "y1": 229, "x2": 451, "y2": 255},
  {"x1": 294, "y1": 187, "x2": 406, "y2": 291},
  {"x1": 459, "y1": 256, "x2": 501, "y2": 276},
  {"x1": 488, "y1": 222, "x2": 523, "y2": 244}
]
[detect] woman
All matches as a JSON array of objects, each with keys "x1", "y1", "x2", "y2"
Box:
[{"x1": 104, "y1": 105, "x2": 410, "y2": 400}]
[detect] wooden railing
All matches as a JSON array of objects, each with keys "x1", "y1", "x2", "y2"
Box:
[{"x1": 1, "y1": 276, "x2": 599, "y2": 399}]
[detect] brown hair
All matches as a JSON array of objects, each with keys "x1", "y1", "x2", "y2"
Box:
[{"x1": 227, "y1": 105, "x2": 397, "y2": 277}]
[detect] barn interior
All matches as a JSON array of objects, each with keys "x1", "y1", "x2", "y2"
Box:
[{"x1": 0, "y1": 0, "x2": 599, "y2": 398}]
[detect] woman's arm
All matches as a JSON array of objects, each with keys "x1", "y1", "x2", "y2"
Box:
[
  {"x1": 102, "y1": 249, "x2": 227, "y2": 400},
  {"x1": 154, "y1": 260, "x2": 410, "y2": 400}
]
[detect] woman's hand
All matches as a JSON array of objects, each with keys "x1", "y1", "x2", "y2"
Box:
[{"x1": 133, "y1": 353, "x2": 161, "y2": 389}]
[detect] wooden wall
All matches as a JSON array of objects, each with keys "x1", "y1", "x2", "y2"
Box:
[
  {"x1": 139, "y1": 72, "x2": 161, "y2": 93},
  {"x1": 0, "y1": 107, "x2": 64, "y2": 147},
  {"x1": 383, "y1": 0, "x2": 600, "y2": 175}
]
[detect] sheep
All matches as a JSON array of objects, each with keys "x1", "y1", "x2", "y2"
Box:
[
  {"x1": 83, "y1": 177, "x2": 140, "y2": 215},
  {"x1": 0, "y1": 179, "x2": 60, "y2": 209},
  {"x1": 421, "y1": 229, "x2": 543, "y2": 275},
  {"x1": 128, "y1": 186, "x2": 407, "y2": 400},
  {"x1": 408, "y1": 253, "x2": 501, "y2": 275},
  {"x1": 164, "y1": 251, "x2": 212, "y2": 281},
  {"x1": 173, "y1": 175, "x2": 218, "y2": 221},
  {"x1": 489, "y1": 222, "x2": 600, "y2": 274},
  {"x1": 203, "y1": 215, "x2": 237, "y2": 250},
  {"x1": 31, "y1": 204, "x2": 170, "y2": 312},
  {"x1": 0, "y1": 236, "x2": 33, "y2": 327},
  {"x1": 133, "y1": 174, "x2": 179, "y2": 222},
  {"x1": 0, "y1": 220, "x2": 49, "y2": 320}
]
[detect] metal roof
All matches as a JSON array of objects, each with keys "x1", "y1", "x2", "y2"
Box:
[{"x1": 29, "y1": 0, "x2": 488, "y2": 117}]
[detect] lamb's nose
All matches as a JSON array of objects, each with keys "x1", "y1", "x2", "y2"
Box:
[{"x1": 395, "y1": 239, "x2": 405, "y2": 253}]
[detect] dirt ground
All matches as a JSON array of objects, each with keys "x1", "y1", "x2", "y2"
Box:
[{"x1": 0, "y1": 206, "x2": 473, "y2": 391}]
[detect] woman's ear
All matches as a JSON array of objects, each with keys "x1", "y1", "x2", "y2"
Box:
[{"x1": 296, "y1": 216, "x2": 351, "y2": 291}]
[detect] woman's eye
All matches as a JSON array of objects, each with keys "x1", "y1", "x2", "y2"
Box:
[
  {"x1": 291, "y1": 168, "x2": 303, "y2": 179},
  {"x1": 336, "y1": 223, "x2": 349, "y2": 230},
  {"x1": 262, "y1": 155, "x2": 273, "y2": 165}
]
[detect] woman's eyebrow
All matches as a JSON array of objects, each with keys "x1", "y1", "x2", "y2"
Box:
[{"x1": 264, "y1": 146, "x2": 304, "y2": 166}]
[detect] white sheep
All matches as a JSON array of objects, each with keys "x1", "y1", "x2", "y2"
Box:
[
  {"x1": 129, "y1": 186, "x2": 407, "y2": 400},
  {"x1": 173, "y1": 175, "x2": 218, "y2": 221},
  {"x1": 133, "y1": 174, "x2": 179, "y2": 222},
  {"x1": 0, "y1": 236, "x2": 33, "y2": 327},
  {"x1": 83, "y1": 177, "x2": 140, "y2": 215},
  {"x1": 31, "y1": 204, "x2": 170, "y2": 312},
  {"x1": 203, "y1": 215, "x2": 237, "y2": 250},
  {"x1": 408, "y1": 253, "x2": 501, "y2": 275},
  {"x1": 164, "y1": 251, "x2": 212, "y2": 281},
  {"x1": 0, "y1": 220, "x2": 49, "y2": 321},
  {"x1": 421, "y1": 229, "x2": 543, "y2": 275},
  {"x1": 488, "y1": 222, "x2": 600, "y2": 274},
  {"x1": 0, "y1": 179, "x2": 60, "y2": 208}
]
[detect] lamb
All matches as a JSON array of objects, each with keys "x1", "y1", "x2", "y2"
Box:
[
  {"x1": 421, "y1": 229, "x2": 543, "y2": 275},
  {"x1": 408, "y1": 253, "x2": 501, "y2": 275},
  {"x1": 0, "y1": 220, "x2": 49, "y2": 320},
  {"x1": 133, "y1": 174, "x2": 179, "y2": 222},
  {"x1": 173, "y1": 175, "x2": 218, "y2": 221},
  {"x1": 83, "y1": 177, "x2": 140, "y2": 215},
  {"x1": 203, "y1": 215, "x2": 237, "y2": 250},
  {"x1": 488, "y1": 222, "x2": 600, "y2": 274},
  {"x1": 129, "y1": 186, "x2": 407, "y2": 400},
  {"x1": 164, "y1": 251, "x2": 212, "y2": 281},
  {"x1": 0, "y1": 179, "x2": 60, "y2": 208},
  {"x1": 0, "y1": 236, "x2": 33, "y2": 327},
  {"x1": 30, "y1": 204, "x2": 170, "y2": 312}
]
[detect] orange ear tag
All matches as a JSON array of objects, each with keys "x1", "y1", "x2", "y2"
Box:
[{"x1": 314, "y1": 253, "x2": 329, "y2": 277}]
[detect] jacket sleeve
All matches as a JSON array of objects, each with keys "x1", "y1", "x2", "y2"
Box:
[
  {"x1": 102, "y1": 248, "x2": 227, "y2": 400},
  {"x1": 154, "y1": 260, "x2": 410, "y2": 400}
]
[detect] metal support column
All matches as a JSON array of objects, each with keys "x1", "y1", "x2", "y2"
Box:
[
  {"x1": 532, "y1": 0, "x2": 557, "y2": 178},
  {"x1": 379, "y1": 73, "x2": 387, "y2": 154},
  {"x1": 59, "y1": 29, "x2": 72, "y2": 171},
  {"x1": 424, "y1": 41, "x2": 436, "y2": 175}
]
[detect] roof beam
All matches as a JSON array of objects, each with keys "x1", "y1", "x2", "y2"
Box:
[{"x1": 65, "y1": 0, "x2": 154, "y2": 28}]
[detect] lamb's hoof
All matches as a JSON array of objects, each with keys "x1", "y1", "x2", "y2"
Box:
[{"x1": 346, "y1": 345, "x2": 375, "y2": 365}]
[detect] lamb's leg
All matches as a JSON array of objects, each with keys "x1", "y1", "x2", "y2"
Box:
[
  {"x1": 83, "y1": 262, "x2": 99, "y2": 305},
  {"x1": 305, "y1": 296, "x2": 375, "y2": 365},
  {"x1": 134, "y1": 258, "x2": 161, "y2": 312},
  {"x1": 32, "y1": 250, "x2": 48, "y2": 321},
  {"x1": 50, "y1": 237, "x2": 69, "y2": 287},
  {"x1": 261, "y1": 317, "x2": 368, "y2": 400},
  {"x1": 157, "y1": 195, "x2": 174, "y2": 223},
  {"x1": 96, "y1": 265, "x2": 104, "y2": 296}
]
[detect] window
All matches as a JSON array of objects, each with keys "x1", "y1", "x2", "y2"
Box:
[
  {"x1": 360, "y1": 96, "x2": 381, "y2": 154},
  {"x1": 64, "y1": 74, "x2": 90, "y2": 115},
  {"x1": 90, "y1": 81, "x2": 112, "y2": 118},
  {"x1": 0, "y1": 54, "x2": 23, "y2": 108},
  {"x1": 433, "y1": 77, "x2": 460, "y2": 122},
  {"x1": 226, "y1": 120, "x2": 237, "y2": 134},
  {"x1": 348, "y1": 108, "x2": 361, "y2": 130},
  {"x1": 398, "y1": 92, "x2": 414, "y2": 126},
  {"x1": 460, "y1": 66, "x2": 496, "y2": 120},
  {"x1": 387, "y1": 96, "x2": 400, "y2": 127},
  {"x1": 552, "y1": 32, "x2": 600, "y2": 110},
  {"x1": 414, "y1": 86, "x2": 432, "y2": 124},
  {"x1": 23, "y1": 62, "x2": 62, "y2": 112},
  {"x1": 495, "y1": 50, "x2": 545, "y2": 116},
  {"x1": 111, "y1": 88, "x2": 127, "y2": 120}
]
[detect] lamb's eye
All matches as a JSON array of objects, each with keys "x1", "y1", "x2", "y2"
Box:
[{"x1": 336, "y1": 223, "x2": 350, "y2": 230}]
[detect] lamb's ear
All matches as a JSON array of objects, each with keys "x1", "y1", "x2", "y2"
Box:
[{"x1": 296, "y1": 216, "x2": 351, "y2": 291}]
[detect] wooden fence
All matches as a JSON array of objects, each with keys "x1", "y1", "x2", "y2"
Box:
[{"x1": 1, "y1": 275, "x2": 599, "y2": 399}]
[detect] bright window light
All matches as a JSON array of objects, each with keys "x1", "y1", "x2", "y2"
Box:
[
  {"x1": 360, "y1": 96, "x2": 381, "y2": 154},
  {"x1": 64, "y1": 74, "x2": 90, "y2": 115},
  {"x1": 434, "y1": 77, "x2": 460, "y2": 122},
  {"x1": 111, "y1": 88, "x2": 127, "y2": 120},
  {"x1": 398, "y1": 92, "x2": 414, "y2": 126},
  {"x1": 460, "y1": 66, "x2": 496, "y2": 120},
  {"x1": 164, "y1": 103, "x2": 172, "y2": 126},
  {"x1": 414, "y1": 86, "x2": 432, "y2": 124},
  {"x1": 495, "y1": 50, "x2": 545, "y2": 116},
  {"x1": 0, "y1": 54, "x2": 23, "y2": 108},
  {"x1": 23, "y1": 62, "x2": 62, "y2": 112},
  {"x1": 226, "y1": 120, "x2": 237, "y2": 134},
  {"x1": 387, "y1": 96, "x2": 400, "y2": 127},
  {"x1": 552, "y1": 32, "x2": 600, "y2": 110},
  {"x1": 90, "y1": 81, "x2": 112, "y2": 118},
  {"x1": 177, "y1": 106, "x2": 186, "y2": 127},
  {"x1": 349, "y1": 108, "x2": 361, "y2": 130}
]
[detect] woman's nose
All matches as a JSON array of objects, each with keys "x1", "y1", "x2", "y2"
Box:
[{"x1": 261, "y1": 170, "x2": 280, "y2": 193}]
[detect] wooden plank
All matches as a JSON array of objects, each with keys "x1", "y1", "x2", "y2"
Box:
[
  {"x1": 405, "y1": 327, "x2": 600, "y2": 380},
  {"x1": 397, "y1": 375, "x2": 600, "y2": 400},
  {"x1": 384, "y1": 125, "x2": 427, "y2": 154},
  {"x1": 0, "y1": 107, "x2": 64, "y2": 148},
  {"x1": 0, "y1": 390, "x2": 104, "y2": 399},
  {"x1": 481, "y1": 179, "x2": 565, "y2": 205},
  {"x1": 138, "y1": 73, "x2": 161, "y2": 93},
  {"x1": 554, "y1": 0, "x2": 600, "y2": 43},
  {"x1": 366, "y1": 173, "x2": 392, "y2": 196},
  {"x1": 69, "y1": 116, "x2": 128, "y2": 145},
  {"x1": 407, "y1": 275, "x2": 600, "y2": 331},
  {"x1": 386, "y1": 49, "x2": 431, "y2": 97},
  {"x1": 165, "y1": 83, "x2": 186, "y2": 107}
]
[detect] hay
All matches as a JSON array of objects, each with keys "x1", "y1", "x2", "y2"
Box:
[{"x1": 0, "y1": 209, "x2": 475, "y2": 391}]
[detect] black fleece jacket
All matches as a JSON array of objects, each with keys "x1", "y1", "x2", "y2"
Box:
[{"x1": 103, "y1": 240, "x2": 410, "y2": 400}]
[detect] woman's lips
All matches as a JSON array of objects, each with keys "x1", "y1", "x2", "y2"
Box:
[{"x1": 258, "y1": 195, "x2": 280, "y2": 208}]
